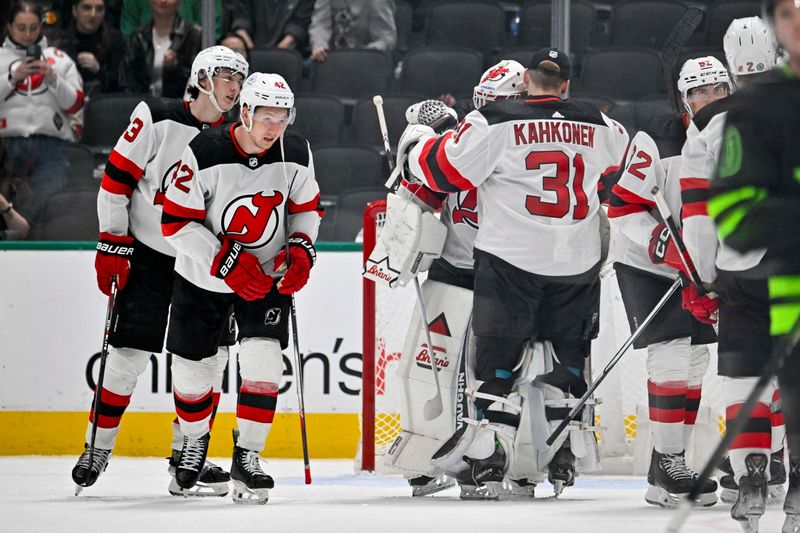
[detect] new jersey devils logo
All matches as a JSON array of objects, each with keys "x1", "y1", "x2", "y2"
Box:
[
  {"x1": 221, "y1": 191, "x2": 284, "y2": 248},
  {"x1": 9, "y1": 59, "x2": 47, "y2": 95},
  {"x1": 451, "y1": 189, "x2": 478, "y2": 228},
  {"x1": 481, "y1": 65, "x2": 509, "y2": 83}
]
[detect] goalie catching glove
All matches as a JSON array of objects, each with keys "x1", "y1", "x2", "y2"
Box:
[
  {"x1": 95, "y1": 232, "x2": 135, "y2": 295},
  {"x1": 211, "y1": 239, "x2": 273, "y2": 301},
  {"x1": 274, "y1": 233, "x2": 316, "y2": 295},
  {"x1": 393, "y1": 100, "x2": 459, "y2": 184}
]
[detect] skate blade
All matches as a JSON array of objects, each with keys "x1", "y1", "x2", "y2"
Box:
[
  {"x1": 169, "y1": 478, "x2": 230, "y2": 497},
  {"x1": 644, "y1": 485, "x2": 717, "y2": 509},
  {"x1": 232, "y1": 480, "x2": 269, "y2": 505},
  {"x1": 74, "y1": 484, "x2": 83, "y2": 496},
  {"x1": 736, "y1": 516, "x2": 759, "y2": 533},
  {"x1": 783, "y1": 514, "x2": 800, "y2": 533},
  {"x1": 458, "y1": 482, "x2": 502, "y2": 501},
  {"x1": 411, "y1": 477, "x2": 455, "y2": 497}
]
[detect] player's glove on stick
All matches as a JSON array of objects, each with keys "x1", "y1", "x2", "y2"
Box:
[
  {"x1": 95, "y1": 232, "x2": 134, "y2": 295},
  {"x1": 648, "y1": 223, "x2": 687, "y2": 273},
  {"x1": 681, "y1": 283, "x2": 719, "y2": 325},
  {"x1": 211, "y1": 239, "x2": 273, "y2": 301},
  {"x1": 275, "y1": 233, "x2": 316, "y2": 295}
]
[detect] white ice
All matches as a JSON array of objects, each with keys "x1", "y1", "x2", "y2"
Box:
[{"x1": 0, "y1": 457, "x2": 788, "y2": 532}]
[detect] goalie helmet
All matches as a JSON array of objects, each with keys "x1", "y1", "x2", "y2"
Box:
[
  {"x1": 473, "y1": 59, "x2": 526, "y2": 110},
  {"x1": 189, "y1": 45, "x2": 249, "y2": 113},
  {"x1": 239, "y1": 72, "x2": 296, "y2": 131},
  {"x1": 677, "y1": 56, "x2": 732, "y2": 115},
  {"x1": 724, "y1": 17, "x2": 778, "y2": 83}
]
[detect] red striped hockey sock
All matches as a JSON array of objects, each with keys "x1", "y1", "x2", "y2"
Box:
[
  {"x1": 648, "y1": 380, "x2": 687, "y2": 454},
  {"x1": 728, "y1": 401, "x2": 772, "y2": 482},
  {"x1": 173, "y1": 388, "x2": 214, "y2": 438},
  {"x1": 236, "y1": 381, "x2": 278, "y2": 452}
]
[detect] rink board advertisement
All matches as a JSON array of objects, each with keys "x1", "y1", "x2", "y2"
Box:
[{"x1": 0, "y1": 243, "x2": 367, "y2": 457}]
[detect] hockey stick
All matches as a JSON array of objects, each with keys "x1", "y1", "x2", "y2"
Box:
[
  {"x1": 75, "y1": 275, "x2": 119, "y2": 495},
  {"x1": 279, "y1": 140, "x2": 312, "y2": 485},
  {"x1": 667, "y1": 314, "x2": 800, "y2": 532},
  {"x1": 661, "y1": 6, "x2": 704, "y2": 113},
  {"x1": 373, "y1": 94, "x2": 444, "y2": 420},
  {"x1": 546, "y1": 277, "x2": 682, "y2": 446}
]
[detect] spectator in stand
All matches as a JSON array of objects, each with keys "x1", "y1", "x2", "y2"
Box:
[
  {"x1": 218, "y1": 31, "x2": 249, "y2": 61},
  {"x1": 119, "y1": 0, "x2": 222, "y2": 39},
  {"x1": 59, "y1": 0, "x2": 125, "y2": 96},
  {"x1": 309, "y1": 0, "x2": 396, "y2": 62},
  {"x1": 0, "y1": 1, "x2": 85, "y2": 227},
  {"x1": 229, "y1": 0, "x2": 314, "y2": 53},
  {"x1": 124, "y1": 0, "x2": 201, "y2": 98},
  {"x1": 0, "y1": 191, "x2": 30, "y2": 240}
]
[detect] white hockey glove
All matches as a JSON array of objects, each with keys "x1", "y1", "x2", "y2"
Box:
[
  {"x1": 392, "y1": 100, "x2": 458, "y2": 186},
  {"x1": 363, "y1": 192, "x2": 447, "y2": 287},
  {"x1": 393, "y1": 123, "x2": 435, "y2": 185}
]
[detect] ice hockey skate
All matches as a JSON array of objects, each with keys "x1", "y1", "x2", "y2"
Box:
[
  {"x1": 548, "y1": 444, "x2": 576, "y2": 497},
  {"x1": 230, "y1": 429, "x2": 273, "y2": 505},
  {"x1": 407, "y1": 474, "x2": 455, "y2": 497},
  {"x1": 72, "y1": 444, "x2": 111, "y2": 495},
  {"x1": 174, "y1": 433, "x2": 210, "y2": 490},
  {"x1": 732, "y1": 454, "x2": 768, "y2": 533},
  {"x1": 504, "y1": 478, "x2": 537, "y2": 500},
  {"x1": 721, "y1": 450, "x2": 786, "y2": 506},
  {"x1": 645, "y1": 449, "x2": 717, "y2": 508},
  {"x1": 783, "y1": 457, "x2": 799, "y2": 533},
  {"x1": 168, "y1": 449, "x2": 230, "y2": 497}
]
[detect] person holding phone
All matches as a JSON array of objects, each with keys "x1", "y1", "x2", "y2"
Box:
[{"x1": 0, "y1": 1, "x2": 85, "y2": 232}]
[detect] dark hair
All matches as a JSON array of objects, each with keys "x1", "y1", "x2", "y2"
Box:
[
  {"x1": 217, "y1": 32, "x2": 250, "y2": 60},
  {"x1": 530, "y1": 66, "x2": 565, "y2": 92},
  {"x1": 71, "y1": 0, "x2": 110, "y2": 60},
  {"x1": 8, "y1": 1, "x2": 43, "y2": 25}
]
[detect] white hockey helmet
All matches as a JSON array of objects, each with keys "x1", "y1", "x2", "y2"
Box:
[
  {"x1": 677, "y1": 56, "x2": 732, "y2": 115},
  {"x1": 189, "y1": 45, "x2": 249, "y2": 113},
  {"x1": 239, "y1": 72, "x2": 296, "y2": 131},
  {"x1": 473, "y1": 59, "x2": 526, "y2": 110},
  {"x1": 723, "y1": 17, "x2": 778, "y2": 83}
]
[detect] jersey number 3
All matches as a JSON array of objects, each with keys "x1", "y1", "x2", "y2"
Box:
[
  {"x1": 525, "y1": 151, "x2": 588, "y2": 219},
  {"x1": 123, "y1": 118, "x2": 144, "y2": 142}
]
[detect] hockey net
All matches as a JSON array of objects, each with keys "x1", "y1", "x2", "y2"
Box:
[{"x1": 359, "y1": 200, "x2": 726, "y2": 474}]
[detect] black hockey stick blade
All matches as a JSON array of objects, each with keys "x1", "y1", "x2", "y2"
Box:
[{"x1": 661, "y1": 7, "x2": 704, "y2": 114}]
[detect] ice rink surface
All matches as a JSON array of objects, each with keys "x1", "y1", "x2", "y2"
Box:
[{"x1": 0, "y1": 457, "x2": 789, "y2": 532}]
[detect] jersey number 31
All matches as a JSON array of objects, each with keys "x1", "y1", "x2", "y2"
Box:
[{"x1": 525, "y1": 151, "x2": 588, "y2": 220}]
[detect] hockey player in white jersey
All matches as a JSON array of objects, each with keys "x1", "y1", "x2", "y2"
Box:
[
  {"x1": 679, "y1": 18, "x2": 785, "y2": 530},
  {"x1": 161, "y1": 72, "x2": 321, "y2": 504},
  {"x1": 72, "y1": 46, "x2": 248, "y2": 496},
  {"x1": 394, "y1": 48, "x2": 628, "y2": 496},
  {"x1": 366, "y1": 61, "x2": 527, "y2": 499},
  {"x1": 607, "y1": 56, "x2": 731, "y2": 508}
]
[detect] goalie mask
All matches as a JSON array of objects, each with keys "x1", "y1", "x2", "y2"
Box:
[
  {"x1": 239, "y1": 73, "x2": 296, "y2": 132},
  {"x1": 189, "y1": 45, "x2": 249, "y2": 113},
  {"x1": 677, "y1": 56, "x2": 732, "y2": 116},
  {"x1": 473, "y1": 59, "x2": 526, "y2": 110},
  {"x1": 724, "y1": 17, "x2": 779, "y2": 83}
]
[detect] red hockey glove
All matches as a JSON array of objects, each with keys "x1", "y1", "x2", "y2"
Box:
[
  {"x1": 95, "y1": 232, "x2": 134, "y2": 295},
  {"x1": 274, "y1": 233, "x2": 316, "y2": 295},
  {"x1": 211, "y1": 239, "x2": 273, "y2": 301},
  {"x1": 681, "y1": 284, "x2": 719, "y2": 325},
  {"x1": 648, "y1": 223, "x2": 687, "y2": 273}
]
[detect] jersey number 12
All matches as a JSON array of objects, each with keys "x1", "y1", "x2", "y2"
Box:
[{"x1": 525, "y1": 151, "x2": 588, "y2": 219}]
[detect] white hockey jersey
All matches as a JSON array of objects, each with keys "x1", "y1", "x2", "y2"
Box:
[
  {"x1": 608, "y1": 128, "x2": 684, "y2": 279},
  {"x1": 0, "y1": 36, "x2": 84, "y2": 141},
  {"x1": 162, "y1": 124, "x2": 322, "y2": 293},
  {"x1": 97, "y1": 98, "x2": 226, "y2": 257},
  {"x1": 398, "y1": 180, "x2": 477, "y2": 271},
  {"x1": 407, "y1": 96, "x2": 628, "y2": 276},
  {"x1": 679, "y1": 99, "x2": 766, "y2": 282}
]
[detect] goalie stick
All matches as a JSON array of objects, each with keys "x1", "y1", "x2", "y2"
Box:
[
  {"x1": 661, "y1": 6, "x2": 704, "y2": 114},
  {"x1": 75, "y1": 276, "x2": 118, "y2": 496},
  {"x1": 372, "y1": 94, "x2": 444, "y2": 421}
]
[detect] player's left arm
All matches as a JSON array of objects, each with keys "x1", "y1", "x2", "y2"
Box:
[
  {"x1": 406, "y1": 110, "x2": 496, "y2": 194},
  {"x1": 277, "y1": 145, "x2": 323, "y2": 295},
  {"x1": 47, "y1": 48, "x2": 85, "y2": 115},
  {"x1": 679, "y1": 118, "x2": 722, "y2": 284}
]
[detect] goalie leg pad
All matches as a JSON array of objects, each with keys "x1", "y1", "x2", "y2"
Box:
[
  {"x1": 85, "y1": 347, "x2": 151, "y2": 450},
  {"x1": 236, "y1": 338, "x2": 282, "y2": 453}
]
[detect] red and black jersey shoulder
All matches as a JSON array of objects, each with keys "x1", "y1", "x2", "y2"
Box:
[
  {"x1": 639, "y1": 112, "x2": 687, "y2": 158},
  {"x1": 145, "y1": 97, "x2": 226, "y2": 129},
  {"x1": 190, "y1": 123, "x2": 310, "y2": 171},
  {"x1": 481, "y1": 96, "x2": 608, "y2": 127}
]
